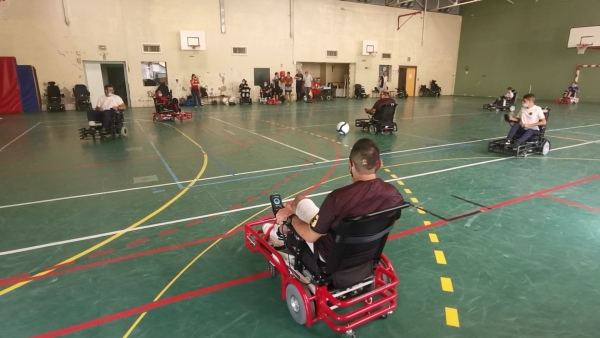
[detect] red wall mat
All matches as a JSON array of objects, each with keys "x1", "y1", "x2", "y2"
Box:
[{"x1": 0, "y1": 57, "x2": 23, "y2": 114}]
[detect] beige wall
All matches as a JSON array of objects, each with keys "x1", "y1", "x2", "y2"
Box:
[{"x1": 0, "y1": 0, "x2": 461, "y2": 109}]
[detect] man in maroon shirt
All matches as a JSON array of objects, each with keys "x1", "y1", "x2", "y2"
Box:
[
  {"x1": 364, "y1": 90, "x2": 396, "y2": 121},
  {"x1": 264, "y1": 138, "x2": 404, "y2": 262}
]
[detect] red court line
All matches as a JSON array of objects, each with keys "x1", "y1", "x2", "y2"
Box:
[
  {"x1": 541, "y1": 195, "x2": 600, "y2": 213},
  {"x1": 45, "y1": 260, "x2": 76, "y2": 271},
  {"x1": 31, "y1": 271, "x2": 270, "y2": 338},
  {"x1": 229, "y1": 203, "x2": 243, "y2": 210},
  {"x1": 88, "y1": 249, "x2": 115, "y2": 260},
  {"x1": 3, "y1": 174, "x2": 597, "y2": 288},
  {"x1": 126, "y1": 238, "x2": 149, "y2": 247},
  {"x1": 185, "y1": 219, "x2": 203, "y2": 227},
  {"x1": 246, "y1": 196, "x2": 258, "y2": 203},
  {"x1": 0, "y1": 273, "x2": 30, "y2": 284},
  {"x1": 283, "y1": 177, "x2": 291, "y2": 183},
  {"x1": 389, "y1": 173, "x2": 600, "y2": 240},
  {"x1": 273, "y1": 183, "x2": 282, "y2": 189},
  {"x1": 158, "y1": 228, "x2": 178, "y2": 237},
  {"x1": 261, "y1": 189, "x2": 271, "y2": 195}
]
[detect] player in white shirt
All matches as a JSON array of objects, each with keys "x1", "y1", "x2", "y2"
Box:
[
  {"x1": 303, "y1": 71, "x2": 313, "y2": 103},
  {"x1": 86, "y1": 84, "x2": 126, "y2": 130},
  {"x1": 505, "y1": 93, "x2": 546, "y2": 145},
  {"x1": 493, "y1": 87, "x2": 514, "y2": 107}
]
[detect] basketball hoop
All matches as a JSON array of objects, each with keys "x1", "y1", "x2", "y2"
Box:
[
  {"x1": 0, "y1": 0, "x2": 10, "y2": 20},
  {"x1": 189, "y1": 45, "x2": 199, "y2": 57},
  {"x1": 577, "y1": 44, "x2": 591, "y2": 55},
  {"x1": 368, "y1": 52, "x2": 377, "y2": 58}
]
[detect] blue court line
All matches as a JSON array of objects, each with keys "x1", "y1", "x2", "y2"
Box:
[
  {"x1": 204, "y1": 150, "x2": 235, "y2": 175},
  {"x1": 395, "y1": 131, "x2": 451, "y2": 144},
  {"x1": 188, "y1": 143, "x2": 475, "y2": 189},
  {"x1": 148, "y1": 140, "x2": 184, "y2": 189},
  {"x1": 153, "y1": 190, "x2": 165, "y2": 193}
]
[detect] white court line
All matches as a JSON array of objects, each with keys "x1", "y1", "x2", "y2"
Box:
[
  {"x1": 0, "y1": 122, "x2": 598, "y2": 210},
  {"x1": 224, "y1": 130, "x2": 236, "y2": 135},
  {"x1": 211, "y1": 117, "x2": 328, "y2": 162},
  {"x1": 2, "y1": 140, "x2": 598, "y2": 257},
  {"x1": 0, "y1": 122, "x2": 40, "y2": 152}
]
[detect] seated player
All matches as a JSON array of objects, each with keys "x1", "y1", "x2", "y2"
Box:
[
  {"x1": 262, "y1": 138, "x2": 404, "y2": 263},
  {"x1": 155, "y1": 90, "x2": 181, "y2": 113},
  {"x1": 493, "y1": 87, "x2": 514, "y2": 107},
  {"x1": 239, "y1": 79, "x2": 249, "y2": 92},
  {"x1": 563, "y1": 82, "x2": 579, "y2": 98},
  {"x1": 505, "y1": 93, "x2": 546, "y2": 145},
  {"x1": 364, "y1": 90, "x2": 396, "y2": 121},
  {"x1": 260, "y1": 81, "x2": 273, "y2": 99},
  {"x1": 86, "y1": 84, "x2": 126, "y2": 131}
]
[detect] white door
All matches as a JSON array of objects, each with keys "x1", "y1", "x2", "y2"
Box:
[{"x1": 83, "y1": 62, "x2": 104, "y2": 108}]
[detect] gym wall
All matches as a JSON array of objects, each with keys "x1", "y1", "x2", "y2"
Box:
[
  {"x1": 454, "y1": 0, "x2": 600, "y2": 103},
  {"x1": 0, "y1": 0, "x2": 461, "y2": 109}
]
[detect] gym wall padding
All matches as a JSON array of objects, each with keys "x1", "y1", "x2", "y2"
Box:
[
  {"x1": 16, "y1": 65, "x2": 41, "y2": 113},
  {"x1": 0, "y1": 57, "x2": 23, "y2": 114}
]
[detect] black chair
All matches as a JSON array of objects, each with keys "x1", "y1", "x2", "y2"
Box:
[
  {"x1": 289, "y1": 204, "x2": 406, "y2": 290},
  {"x1": 46, "y1": 81, "x2": 66, "y2": 112}
]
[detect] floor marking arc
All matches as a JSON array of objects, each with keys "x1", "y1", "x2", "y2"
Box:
[{"x1": 0, "y1": 125, "x2": 209, "y2": 298}]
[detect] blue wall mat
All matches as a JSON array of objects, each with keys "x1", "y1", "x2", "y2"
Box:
[{"x1": 16, "y1": 65, "x2": 41, "y2": 113}]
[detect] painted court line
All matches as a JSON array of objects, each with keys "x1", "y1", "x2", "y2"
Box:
[
  {"x1": 211, "y1": 117, "x2": 328, "y2": 162},
  {"x1": 0, "y1": 122, "x2": 40, "y2": 152},
  {"x1": 1, "y1": 121, "x2": 595, "y2": 210},
  {"x1": 3, "y1": 174, "x2": 599, "y2": 288},
  {"x1": 541, "y1": 195, "x2": 600, "y2": 213},
  {"x1": 0, "y1": 141, "x2": 597, "y2": 258},
  {"x1": 27, "y1": 173, "x2": 600, "y2": 336},
  {"x1": 136, "y1": 121, "x2": 184, "y2": 189}
]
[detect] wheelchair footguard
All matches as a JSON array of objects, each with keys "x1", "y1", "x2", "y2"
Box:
[
  {"x1": 79, "y1": 111, "x2": 127, "y2": 140},
  {"x1": 152, "y1": 111, "x2": 193, "y2": 122},
  {"x1": 245, "y1": 219, "x2": 398, "y2": 336},
  {"x1": 488, "y1": 138, "x2": 551, "y2": 157}
]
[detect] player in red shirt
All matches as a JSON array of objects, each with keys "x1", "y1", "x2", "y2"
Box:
[
  {"x1": 155, "y1": 90, "x2": 181, "y2": 113},
  {"x1": 190, "y1": 74, "x2": 203, "y2": 106}
]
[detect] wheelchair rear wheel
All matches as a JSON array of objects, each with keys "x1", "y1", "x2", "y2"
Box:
[
  {"x1": 285, "y1": 283, "x2": 314, "y2": 325},
  {"x1": 120, "y1": 126, "x2": 128, "y2": 137},
  {"x1": 368, "y1": 124, "x2": 377, "y2": 135},
  {"x1": 542, "y1": 140, "x2": 551, "y2": 155}
]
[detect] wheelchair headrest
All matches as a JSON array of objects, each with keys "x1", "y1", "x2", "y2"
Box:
[{"x1": 73, "y1": 84, "x2": 90, "y2": 96}]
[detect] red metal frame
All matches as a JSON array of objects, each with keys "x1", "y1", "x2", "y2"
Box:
[
  {"x1": 244, "y1": 218, "x2": 399, "y2": 333},
  {"x1": 397, "y1": 11, "x2": 422, "y2": 30},
  {"x1": 152, "y1": 111, "x2": 193, "y2": 122}
]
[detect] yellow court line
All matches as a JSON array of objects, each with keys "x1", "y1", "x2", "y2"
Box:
[
  {"x1": 445, "y1": 307, "x2": 460, "y2": 327},
  {"x1": 550, "y1": 135, "x2": 588, "y2": 142},
  {"x1": 434, "y1": 250, "x2": 447, "y2": 265},
  {"x1": 124, "y1": 156, "x2": 499, "y2": 334},
  {"x1": 440, "y1": 277, "x2": 454, "y2": 292},
  {"x1": 0, "y1": 125, "x2": 209, "y2": 297},
  {"x1": 410, "y1": 197, "x2": 419, "y2": 203},
  {"x1": 123, "y1": 172, "x2": 351, "y2": 337},
  {"x1": 429, "y1": 233, "x2": 439, "y2": 243},
  {"x1": 404, "y1": 188, "x2": 412, "y2": 194},
  {"x1": 423, "y1": 221, "x2": 431, "y2": 226}
]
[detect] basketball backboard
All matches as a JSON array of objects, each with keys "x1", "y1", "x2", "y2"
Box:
[
  {"x1": 362, "y1": 40, "x2": 378, "y2": 56},
  {"x1": 567, "y1": 26, "x2": 600, "y2": 48},
  {"x1": 180, "y1": 31, "x2": 206, "y2": 51}
]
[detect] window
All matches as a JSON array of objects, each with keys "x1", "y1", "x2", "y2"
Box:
[
  {"x1": 327, "y1": 50, "x2": 338, "y2": 57},
  {"x1": 232, "y1": 47, "x2": 247, "y2": 55},
  {"x1": 382, "y1": 53, "x2": 392, "y2": 59},
  {"x1": 142, "y1": 44, "x2": 161, "y2": 53},
  {"x1": 141, "y1": 62, "x2": 168, "y2": 87}
]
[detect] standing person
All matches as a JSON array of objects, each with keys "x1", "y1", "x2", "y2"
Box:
[
  {"x1": 294, "y1": 70, "x2": 304, "y2": 102},
  {"x1": 283, "y1": 72, "x2": 293, "y2": 102},
  {"x1": 272, "y1": 72, "x2": 282, "y2": 100},
  {"x1": 190, "y1": 74, "x2": 203, "y2": 107},
  {"x1": 303, "y1": 70, "x2": 313, "y2": 103}
]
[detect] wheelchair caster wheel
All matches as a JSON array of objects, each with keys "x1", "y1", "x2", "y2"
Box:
[
  {"x1": 345, "y1": 330, "x2": 357, "y2": 338},
  {"x1": 368, "y1": 124, "x2": 377, "y2": 135},
  {"x1": 120, "y1": 126, "x2": 128, "y2": 137}
]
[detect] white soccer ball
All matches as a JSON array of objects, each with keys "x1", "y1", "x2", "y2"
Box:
[
  {"x1": 222, "y1": 98, "x2": 229, "y2": 105},
  {"x1": 336, "y1": 122, "x2": 350, "y2": 135}
]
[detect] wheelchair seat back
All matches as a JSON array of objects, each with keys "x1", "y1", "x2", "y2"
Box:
[
  {"x1": 73, "y1": 84, "x2": 90, "y2": 99},
  {"x1": 47, "y1": 82, "x2": 62, "y2": 102},
  {"x1": 377, "y1": 104, "x2": 397, "y2": 126},
  {"x1": 507, "y1": 91, "x2": 518, "y2": 106},
  {"x1": 322, "y1": 205, "x2": 404, "y2": 289},
  {"x1": 515, "y1": 108, "x2": 550, "y2": 142},
  {"x1": 157, "y1": 84, "x2": 172, "y2": 98}
]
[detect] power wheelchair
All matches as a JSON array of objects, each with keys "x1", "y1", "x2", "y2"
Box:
[
  {"x1": 79, "y1": 109, "x2": 128, "y2": 140},
  {"x1": 245, "y1": 195, "x2": 408, "y2": 338},
  {"x1": 418, "y1": 80, "x2": 441, "y2": 97},
  {"x1": 46, "y1": 82, "x2": 66, "y2": 112},
  {"x1": 355, "y1": 103, "x2": 398, "y2": 135},
  {"x1": 483, "y1": 90, "x2": 518, "y2": 112},
  {"x1": 487, "y1": 108, "x2": 551, "y2": 157},
  {"x1": 152, "y1": 85, "x2": 193, "y2": 122}
]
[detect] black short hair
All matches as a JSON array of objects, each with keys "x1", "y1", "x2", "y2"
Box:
[
  {"x1": 104, "y1": 84, "x2": 113, "y2": 90},
  {"x1": 523, "y1": 93, "x2": 536, "y2": 101},
  {"x1": 192, "y1": 74, "x2": 196, "y2": 77},
  {"x1": 507, "y1": 87, "x2": 512, "y2": 90},
  {"x1": 350, "y1": 138, "x2": 380, "y2": 173}
]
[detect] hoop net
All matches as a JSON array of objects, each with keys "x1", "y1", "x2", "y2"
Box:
[
  {"x1": 189, "y1": 45, "x2": 199, "y2": 57},
  {"x1": 368, "y1": 52, "x2": 377, "y2": 58},
  {"x1": 0, "y1": 0, "x2": 10, "y2": 20},
  {"x1": 577, "y1": 44, "x2": 591, "y2": 55}
]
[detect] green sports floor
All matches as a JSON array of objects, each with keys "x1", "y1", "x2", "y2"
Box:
[{"x1": 0, "y1": 97, "x2": 599, "y2": 338}]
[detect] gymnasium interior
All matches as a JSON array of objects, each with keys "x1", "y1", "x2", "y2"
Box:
[{"x1": 0, "y1": 0, "x2": 599, "y2": 337}]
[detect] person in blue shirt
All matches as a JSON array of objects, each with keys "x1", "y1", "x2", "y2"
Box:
[{"x1": 563, "y1": 82, "x2": 579, "y2": 98}]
